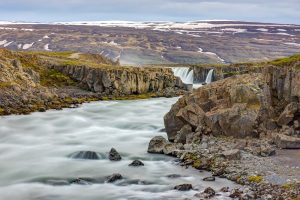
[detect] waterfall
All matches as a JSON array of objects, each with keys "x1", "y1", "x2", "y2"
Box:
[
  {"x1": 172, "y1": 67, "x2": 193, "y2": 84},
  {"x1": 205, "y1": 69, "x2": 214, "y2": 84}
]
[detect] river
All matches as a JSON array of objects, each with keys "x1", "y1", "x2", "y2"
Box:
[{"x1": 0, "y1": 98, "x2": 234, "y2": 200}]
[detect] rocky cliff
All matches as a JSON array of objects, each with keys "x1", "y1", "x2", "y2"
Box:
[
  {"x1": 164, "y1": 54, "x2": 300, "y2": 149},
  {"x1": 48, "y1": 64, "x2": 186, "y2": 96},
  {"x1": 0, "y1": 48, "x2": 187, "y2": 115}
]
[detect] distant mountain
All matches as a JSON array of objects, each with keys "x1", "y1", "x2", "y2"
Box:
[{"x1": 0, "y1": 20, "x2": 299, "y2": 65}]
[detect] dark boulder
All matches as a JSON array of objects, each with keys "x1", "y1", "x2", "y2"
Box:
[
  {"x1": 105, "y1": 173, "x2": 123, "y2": 183},
  {"x1": 129, "y1": 160, "x2": 144, "y2": 167},
  {"x1": 203, "y1": 187, "x2": 216, "y2": 198},
  {"x1": 174, "y1": 184, "x2": 193, "y2": 191},
  {"x1": 203, "y1": 176, "x2": 216, "y2": 181},
  {"x1": 109, "y1": 148, "x2": 122, "y2": 161}
]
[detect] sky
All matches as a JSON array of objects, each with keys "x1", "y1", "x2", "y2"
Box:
[{"x1": 0, "y1": 0, "x2": 299, "y2": 24}]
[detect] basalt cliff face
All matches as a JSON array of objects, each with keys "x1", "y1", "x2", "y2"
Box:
[
  {"x1": 48, "y1": 64, "x2": 185, "y2": 96},
  {"x1": 192, "y1": 64, "x2": 262, "y2": 83},
  {"x1": 165, "y1": 54, "x2": 300, "y2": 148},
  {"x1": 0, "y1": 48, "x2": 187, "y2": 115}
]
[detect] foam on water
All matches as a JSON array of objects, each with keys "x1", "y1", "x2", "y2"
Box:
[{"x1": 0, "y1": 98, "x2": 234, "y2": 200}]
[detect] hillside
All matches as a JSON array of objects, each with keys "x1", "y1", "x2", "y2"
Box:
[{"x1": 0, "y1": 21, "x2": 299, "y2": 65}]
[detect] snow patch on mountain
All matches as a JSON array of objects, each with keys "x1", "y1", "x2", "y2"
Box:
[
  {"x1": 23, "y1": 42, "x2": 34, "y2": 50},
  {"x1": 44, "y1": 44, "x2": 51, "y2": 51},
  {"x1": 3, "y1": 41, "x2": 13, "y2": 47}
]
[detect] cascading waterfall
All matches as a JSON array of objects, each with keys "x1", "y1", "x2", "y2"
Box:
[
  {"x1": 172, "y1": 67, "x2": 193, "y2": 85},
  {"x1": 205, "y1": 69, "x2": 214, "y2": 84},
  {"x1": 172, "y1": 67, "x2": 214, "y2": 88}
]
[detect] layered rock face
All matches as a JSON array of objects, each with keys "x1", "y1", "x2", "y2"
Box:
[
  {"x1": 193, "y1": 65, "x2": 262, "y2": 83},
  {"x1": 49, "y1": 64, "x2": 186, "y2": 96}
]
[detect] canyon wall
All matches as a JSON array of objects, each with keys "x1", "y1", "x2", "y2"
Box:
[
  {"x1": 48, "y1": 64, "x2": 187, "y2": 96},
  {"x1": 193, "y1": 65, "x2": 262, "y2": 83}
]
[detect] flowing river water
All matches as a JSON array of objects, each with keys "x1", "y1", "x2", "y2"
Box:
[{"x1": 0, "y1": 98, "x2": 235, "y2": 200}]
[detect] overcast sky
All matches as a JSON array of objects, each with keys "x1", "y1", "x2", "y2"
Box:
[{"x1": 0, "y1": 0, "x2": 299, "y2": 24}]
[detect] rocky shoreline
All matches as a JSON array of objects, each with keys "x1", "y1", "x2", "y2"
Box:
[{"x1": 148, "y1": 55, "x2": 300, "y2": 199}]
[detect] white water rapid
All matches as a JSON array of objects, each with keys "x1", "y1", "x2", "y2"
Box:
[{"x1": 0, "y1": 98, "x2": 235, "y2": 200}]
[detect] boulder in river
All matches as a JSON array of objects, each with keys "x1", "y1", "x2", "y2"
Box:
[
  {"x1": 147, "y1": 136, "x2": 168, "y2": 154},
  {"x1": 174, "y1": 184, "x2": 193, "y2": 191},
  {"x1": 203, "y1": 176, "x2": 216, "y2": 181},
  {"x1": 129, "y1": 160, "x2": 144, "y2": 167},
  {"x1": 109, "y1": 148, "x2": 122, "y2": 161},
  {"x1": 203, "y1": 187, "x2": 216, "y2": 198},
  {"x1": 105, "y1": 173, "x2": 123, "y2": 183},
  {"x1": 70, "y1": 178, "x2": 92, "y2": 185},
  {"x1": 68, "y1": 151, "x2": 102, "y2": 160}
]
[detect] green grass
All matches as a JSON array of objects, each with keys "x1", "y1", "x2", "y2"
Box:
[
  {"x1": 40, "y1": 69, "x2": 76, "y2": 87},
  {"x1": 270, "y1": 53, "x2": 300, "y2": 67}
]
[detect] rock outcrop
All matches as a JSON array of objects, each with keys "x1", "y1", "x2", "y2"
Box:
[
  {"x1": 164, "y1": 73, "x2": 268, "y2": 141},
  {"x1": 165, "y1": 59, "x2": 300, "y2": 148}
]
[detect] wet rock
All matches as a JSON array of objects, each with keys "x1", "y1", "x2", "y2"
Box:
[
  {"x1": 147, "y1": 136, "x2": 168, "y2": 154},
  {"x1": 129, "y1": 160, "x2": 144, "y2": 167},
  {"x1": 220, "y1": 187, "x2": 229, "y2": 192},
  {"x1": 203, "y1": 187, "x2": 216, "y2": 198},
  {"x1": 274, "y1": 134, "x2": 300, "y2": 149},
  {"x1": 46, "y1": 179, "x2": 70, "y2": 186},
  {"x1": 109, "y1": 148, "x2": 122, "y2": 161},
  {"x1": 174, "y1": 184, "x2": 193, "y2": 191},
  {"x1": 105, "y1": 173, "x2": 123, "y2": 183},
  {"x1": 221, "y1": 149, "x2": 241, "y2": 160},
  {"x1": 166, "y1": 174, "x2": 182, "y2": 179},
  {"x1": 68, "y1": 151, "x2": 102, "y2": 160},
  {"x1": 229, "y1": 188, "x2": 243, "y2": 198},
  {"x1": 70, "y1": 178, "x2": 92, "y2": 185},
  {"x1": 203, "y1": 176, "x2": 215, "y2": 181}
]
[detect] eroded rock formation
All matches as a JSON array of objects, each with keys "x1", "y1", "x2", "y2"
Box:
[{"x1": 165, "y1": 61, "x2": 300, "y2": 148}]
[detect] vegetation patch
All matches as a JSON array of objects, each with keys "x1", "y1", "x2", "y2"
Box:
[
  {"x1": 40, "y1": 69, "x2": 76, "y2": 87},
  {"x1": 248, "y1": 175, "x2": 263, "y2": 183},
  {"x1": 270, "y1": 54, "x2": 300, "y2": 67},
  {"x1": 0, "y1": 82, "x2": 14, "y2": 88}
]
